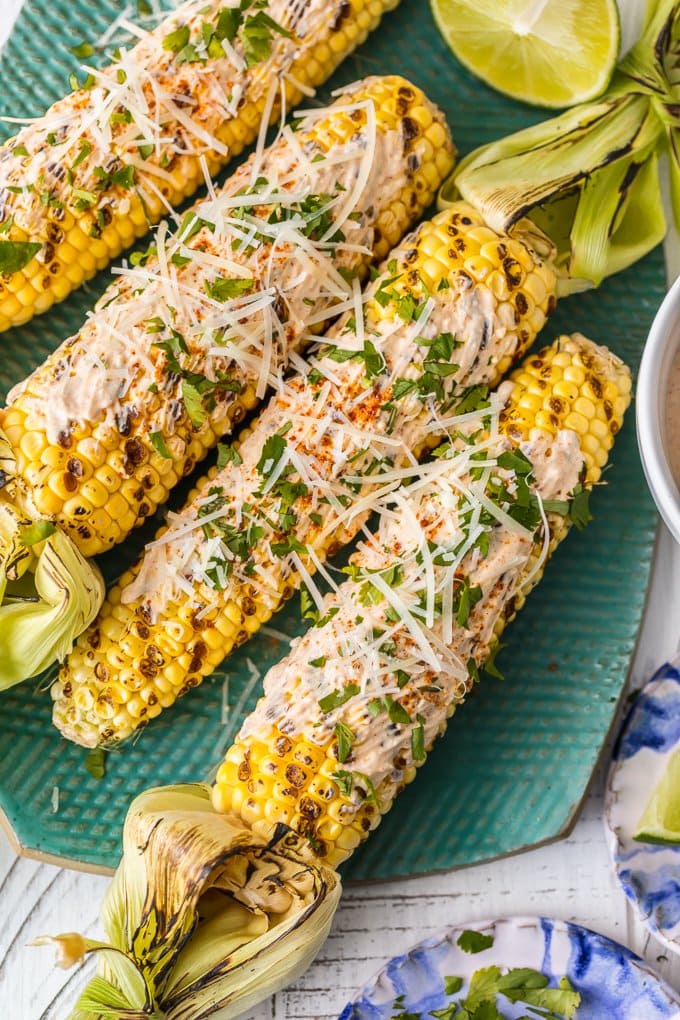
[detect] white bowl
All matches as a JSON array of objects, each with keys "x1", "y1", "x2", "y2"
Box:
[{"x1": 637, "y1": 274, "x2": 680, "y2": 544}]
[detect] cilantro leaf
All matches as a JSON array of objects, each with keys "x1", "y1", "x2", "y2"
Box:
[
  {"x1": 69, "y1": 41, "x2": 95, "y2": 59},
  {"x1": 256, "y1": 432, "x2": 287, "y2": 478},
  {"x1": 0, "y1": 240, "x2": 41, "y2": 274},
  {"x1": 497, "y1": 450, "x2": 534, "y2": 476},
  {"x1": 216, "y1": 442, "x2": 242, "y2": 469},
  {"x1": 334, "y1": 721, "x2": 355, "y2": 763},
  {"x1": 319, "y1": 684, "x2": 360, "y2": 714},
  {"x1": 457, "y1": 931, "x2": 495, "y2": 955},
  {"x1": 332, "y1": 769, "x2": 353, "y2": 797},
  {"x1": 163, "y1": 24, "x2": 190, "y2": 52},
  {"x1": 569, "y1": 484, "x2": 592, "y2": 530},
  {"x1": 411, "y1": 714, "x2": 426, "y2": 762},
  {"x1": 182, "y1": 379, "x2": 207, "y2": 427},
  {"x1": 205, "y1": 275, "x2": 254, "y2": 301},
  {"x1": 149, "y1": 431, "x2": 172, "y2": 460},
  {"x1": 84, "y1": 747, "x2": 107, "y2": 780},
  {"x1": 241, "y1": 9, "x2": 292, "y2": 67}
]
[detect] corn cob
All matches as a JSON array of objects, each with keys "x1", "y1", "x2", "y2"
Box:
[
  {"x1": 210, "y1": 334, "x2": 631, "y2": 866},
  {"x1": 0, "y1": 0, "x2": 402, "y2": 330},
  {"x1": 53, "y1": 202, "x2": 557, "y2": 747},
  {"x1": 0, "y1": 76, "x2": 453, "y2": 559}
]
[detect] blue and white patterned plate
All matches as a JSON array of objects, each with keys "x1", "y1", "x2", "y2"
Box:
[
  {"x1": 606, "y1": 660, "x2": 680, "y2": 953},
  {"x1": 339, "y1": 916, "x2": 680, "y2": 1019}
]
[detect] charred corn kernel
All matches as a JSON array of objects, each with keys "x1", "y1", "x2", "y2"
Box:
[
  {"x1": 209, "y1": 335, "x2": 631, "y2": 866},
  {"x1": 2, "y1": 76, "x2": 454, "y2": 558},
  {"x1": 53, "y1": 203, "x2": 557, "y2": 749},
  {"x1": 0, "y1": 0, "x2": 404, "y2": 331}
]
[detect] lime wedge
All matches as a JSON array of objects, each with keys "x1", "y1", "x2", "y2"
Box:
[
  {"x1": 430, "y1": 0, "x2": 620, "y2": 109},
  {"x1": 634, "y1": 746, "x2": 680, "y2": 846}
]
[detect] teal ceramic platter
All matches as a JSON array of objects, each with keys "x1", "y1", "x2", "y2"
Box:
[{"x1": 0, "y1": 0, "x2": 665, "y2": 877}]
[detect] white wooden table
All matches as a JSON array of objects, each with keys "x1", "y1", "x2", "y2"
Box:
[{"x1": 3, "y1": 0, "x2": 680, "y2": 1016}]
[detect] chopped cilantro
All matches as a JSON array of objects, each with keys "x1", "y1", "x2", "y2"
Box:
[
  {"x1": 216, "y1": 442, "x2": 242, "y2": 469},
  {"x1": 270, "y1": 536, "x2": 307, "y2": 557},
  {"x1": 182, "y1": 379, "x2": 208, "y2": 427},
  {"x1": 205, "y1": 275, "x2": 254, "y2": 301},
  {"x1": 334, "y1": 721, "x2": 355, "y2": 763},
  {"x1": 163, "y1": 24, "x2": 190, "y2": 53},
  {"x1": 483, "y1": 642, "x2": 506, "y2": 681},
  {"x1": 0, "y1": 240, "x2": 41, "y2": 274},
  {"x1": 84, "y1": 747, "x2": 107, "y2": 780},
  {"x1": 149, "y1": 431, "x2": 172, "y2": 460},
  {"x1": 309, "y1": 656, "x2": 326, "y2": 668},
  {"x1": 332, "y1": 769, "x2": 353, "y2": 796},
  {"x1": 411, "y1": 714, "x2": 425, "y2": 762},
  {"x1": 569, "y1": 483, "x2": 592, "y2": 530},
  {"x1": 256, "y1": 431, "x2": 287, "y2": 479},
  {"x1": 68, "y1": 41, "x2": 95, "y2": 58},
  {"x1": 241, "y1": 8, "x2": 292, "y2": 66},
  {"x1": 457, "y1": 930, "x2": 494, "y2": 954},
  {"x1": 319, "y1": 684, "x2": 360, "y2": 714}
]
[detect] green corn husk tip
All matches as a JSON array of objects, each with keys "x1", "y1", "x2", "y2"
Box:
[
  {"x1": 442, "y1": 0, "x2": 680, "y2": 294},
  {"x1": 0, "y1": 433, "x2": 104, "y2": 689},
  {"x1": 34, "y1": 784, "x2": 342, "y2": 1020}
]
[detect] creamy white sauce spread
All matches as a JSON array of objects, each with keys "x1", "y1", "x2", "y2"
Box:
[
  {"x1": 237, "y1": 417, "x2": 556, "y2": 802},
  {"x1": 121, "y1": 214, "x2": 539, "y2": 617},
  {"x1": 665, "y1": 345, "x2": 680, "y2": 487},
  {"x1": 7, "y1": 87, "x2": 414, "y2": 446},
  {"x1": 0, "y1": 0, "x2": 362, "y2": 242},
  {"x1": 520, "y1": 428, "x2": 582, "y2": 501}
]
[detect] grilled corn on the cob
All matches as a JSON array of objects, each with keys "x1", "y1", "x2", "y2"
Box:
[
  {"x1": 44, "y1": 335, "x2": 630, "y2": 1020},
  {"x1": 0, "y1": 0, "x2": 401, "y2": 330},
  {"x1": 1, "y1": 76, "x2": 453, "y2": 559},
  {"x1": 211, "y1": 333, "x2": 632, "y2": 865},
  {"x1": 53, "y1": 202, "x2": 557, "y2": 747}
]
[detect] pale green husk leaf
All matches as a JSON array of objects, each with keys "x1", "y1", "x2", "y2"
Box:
[
  {"x1": 40, "y1": 784, "x2": 341, "y2": 1020},
  {"x1": 443, "y1": 0, "x2": 680, "y2": 293},
  {"x1": 0, "y1": 493, "x2": 104, "y2": 689}
]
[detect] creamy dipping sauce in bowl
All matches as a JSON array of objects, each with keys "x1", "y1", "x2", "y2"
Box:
[
  {"x1": 638, "y1": 274, "x2": 680, "y2": 544},
  {"x1": 665, "y1": 348, "x2": 680, "y2": 488}
]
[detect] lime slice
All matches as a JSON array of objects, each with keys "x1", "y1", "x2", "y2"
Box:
[
  {"x1": 634, "y1": 746, "x2": 680, "y2": 846},
  {"x1": 430, "y1": 0, "x2": 620, "y2": 109}
]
